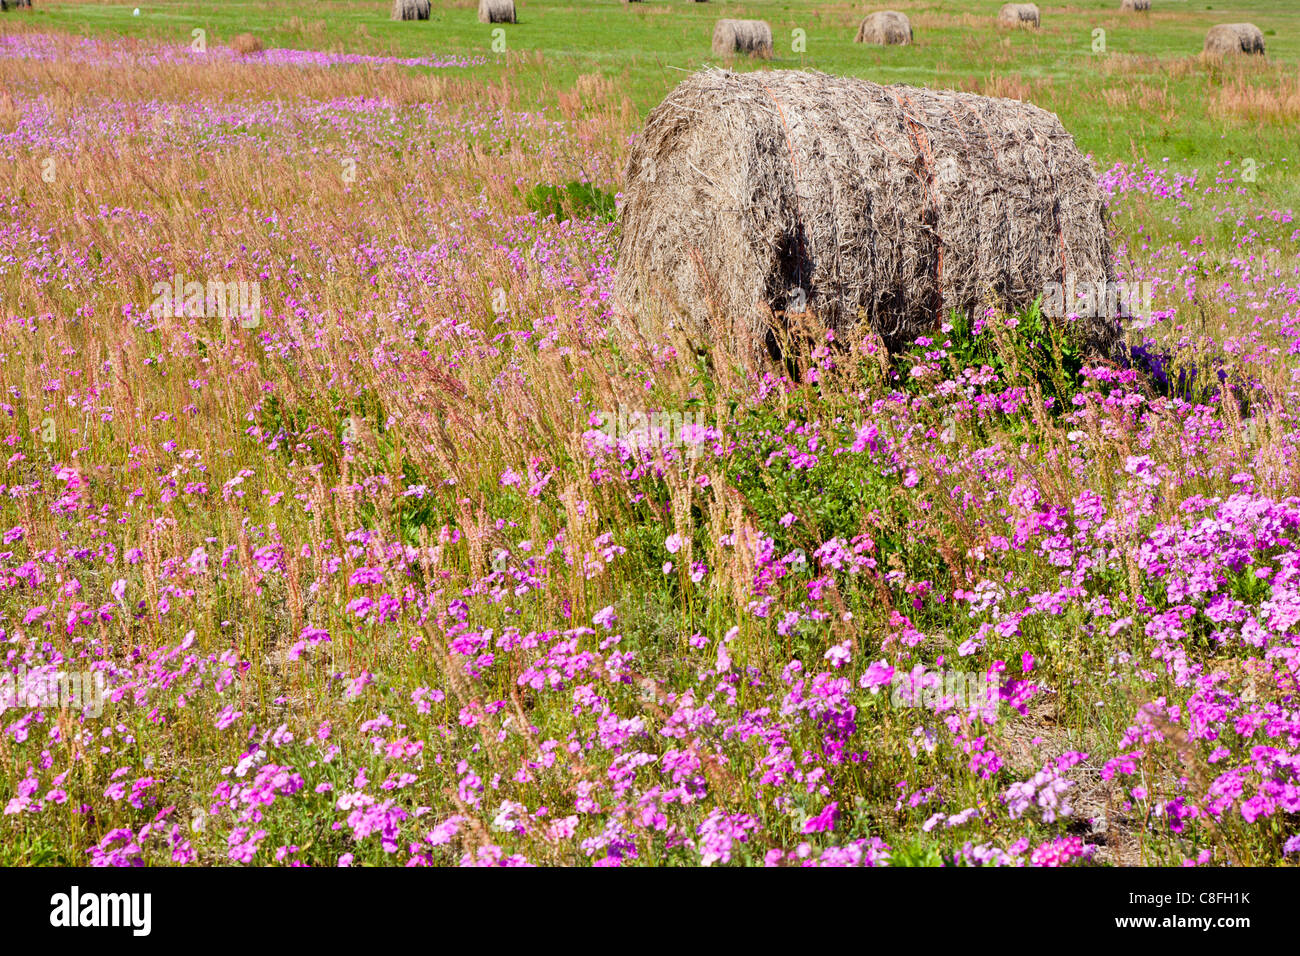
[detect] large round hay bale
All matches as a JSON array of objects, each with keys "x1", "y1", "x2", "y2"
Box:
[
  {"x1": 856, "y1": 11, "x2": 912, "y2": 46},
  {"x1": 479, "y1": 0, "x2": 516, "y2": 22},
  {"x1": 1204, "y1": 23, "x2": 1266, "y2": 56},
  {"x1": 391, "y1": 0, "x2": 430, "y2": 20},
  {"x1": 997, "y1": 3, "x2": 1040, "y2": 28},
  {"x1": 616, "y1": 69, "x2": 1119, "y2": 365},
  {"x1": 1119, "y1": 0, "x2": 1150, "y2": 11},
  {"x1": 712, "y1": 20, "x2": 773, "y2": 59}
]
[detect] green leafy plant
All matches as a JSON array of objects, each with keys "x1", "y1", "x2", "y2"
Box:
[{"x1": 520, "y1": 181, "x2": 617, "y2": 223}]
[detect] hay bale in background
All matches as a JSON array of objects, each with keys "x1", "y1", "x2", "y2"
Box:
[
  {"x1": 1119, "y1": 0, "x2": 1150, "y2": 11},
  {"x1": 856, "y1": 11, "x2": 912, "y2": 46},
  {"x1": 391, "y1": 0, "x2": 430, "y2": 21},
  {"x1": 479, "y1": 0, "x2": 516, "y2": 23},
  {"x1": 712, "y1": 20, "x2": 773, "y2": 59},
  {"x1": 1204, "y1": 23, "x2": 1266, "y2": 56},
  {"x1": 230, "y1": 33, "x2": 263, "y2": 55},
  {"x1": 997, "y1": 3, "x2": 1040, "y2": 28},
  {"x1": 616, "y1": 69, "x2": 1119, "y2": 366}
]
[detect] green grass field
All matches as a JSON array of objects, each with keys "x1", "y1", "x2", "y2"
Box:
[{"x1": 13, "y1": 0, "x2": 1300, "y2": 173}]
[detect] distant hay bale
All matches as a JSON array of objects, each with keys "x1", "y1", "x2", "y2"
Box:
[
  {"x1": 479, "y1": 0, "x2": 516, "y2": 23},
  {"x1": 856, "y1": 11, "x2": 912, "y2": 46},
  {"x1": 616, "y1": 69, "x2": 1120, "y2": 366},
  {"x1": 1119, "y1": 0, "x2": 1150, "y2": 11},
  {"x1": 712, "y1": 20, "x2": 773, "y2": 59},
  {"x1": 1203, "y1": 23, "x2": 1266, "y2": 56},
  {"x1": 997, "y1": 3, "x2": 1040, "y2": 28},
  {"x1": 230, "y1": 33, "x2": 263, "y2": 55},
  {"x1": 391, "y1": 0, "x2": 430, "y2": 21}
]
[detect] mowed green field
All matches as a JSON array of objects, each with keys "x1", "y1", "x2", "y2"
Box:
[{"x1": 8, "y1": 0, "x2": 1300, "y2": 179}]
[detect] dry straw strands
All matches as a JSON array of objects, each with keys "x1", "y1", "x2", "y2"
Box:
[
  {"x1": 615, "y1": 69, "x2": 1119, "y2": 368},
  {"x1": 391, "y1": 0, "x2": 430, "y2": 21},
  {"x1": 712, "y1": 20, "x2": 773, "y2": 59},
  {"x1": 856, "y1": 11, "x2": 912, "y2": 46},
  {"x1": 1204, "y1": 23, "x2": 1266, "y2": 56},
  {"x1": 1119, "y1": 0, "x2": 1150, "y2": 11},
  {"x1": 478, "y1": 0, "x2": 517, "y2": 23},
  {"x1": 998, "y1": 3, "x2": 1040, "y2": 28}
]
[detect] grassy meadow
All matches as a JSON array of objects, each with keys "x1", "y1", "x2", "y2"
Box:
[
  {"x1": 15, "y1": 0, "x2": 1300, "y2": 166},
  {"x1": 0, "y1": 0, "x2": 1297, "y2": 867}
]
